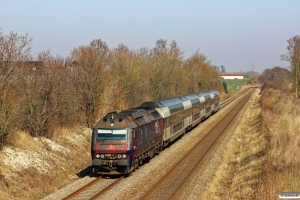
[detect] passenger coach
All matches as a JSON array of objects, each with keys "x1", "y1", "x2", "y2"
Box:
[{"x1": 140, "y1": 89, "x2": 220, "y2": 146}]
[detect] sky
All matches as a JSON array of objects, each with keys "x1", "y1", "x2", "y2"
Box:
[{"x1": 1, "y1": 1, "x2": 299, "y2": 73}]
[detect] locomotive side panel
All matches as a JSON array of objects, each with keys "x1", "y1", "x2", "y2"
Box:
[{"x1": 135, "y1": 125, "x2": 152, "y2": 156}]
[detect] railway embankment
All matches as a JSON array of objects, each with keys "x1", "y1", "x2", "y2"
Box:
[
  {"x1": 202, "y1": 88, "x2": 264, "y2": 199},
  {"x1": 0, "y1": 127, "x2": 92, "y2": 200}
]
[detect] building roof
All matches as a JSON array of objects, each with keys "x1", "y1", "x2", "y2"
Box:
[{"x1": 219, "y1": 73, "x2": 243, "y2": 76}]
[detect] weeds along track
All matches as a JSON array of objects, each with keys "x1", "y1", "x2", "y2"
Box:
[
  {"x1": 62, "y1": 176, "x2": 123, "y2": 200},
  {"x1": 140, "y1": 88, "x2": 255, "y2": 200}
]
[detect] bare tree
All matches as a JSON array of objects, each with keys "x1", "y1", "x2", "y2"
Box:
[
  {"x1": 259, "y1": 67, "x2": 292, "y2": 90},
  {"x1": 70, "y1": 42, "x2": 110, "y2": 128},
  {"x1": 0, "y1": 29, "x2": 32, "y2": 62},
  {"x1": 17, "y1": 68, "x2": 59, "y2": 137},
  {"x1": 220, "y1": 65, "x2": 226, "y2": 73},
  {"x1": 213, "y1": 65, "x2": 220, "y2": 72},
  {"x1": 184, "y1": 50, "x2": 220, "y2": 92},
  {"x1": 281, "y1": 35, "x2": 300, "y2": 97},
  {"x1": 18, "y1": 51, "x2": 76, "y2": 137},
  {"x1": 37, "y1": 49, "x2": 64, "y2": 67},
  {"x1": 153, "y1": 39, "x2": 167, "y2": 54},
  {"x1": 146, "y1": 39, "x2": 187, "y2": 99},
  {"x1": 0, "y1": 30, "x2": 32, "y2": 146}
]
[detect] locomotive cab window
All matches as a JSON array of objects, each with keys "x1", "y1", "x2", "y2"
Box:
[{"x1": 97, "y1": 128, "x2": 127, "y2": 140}]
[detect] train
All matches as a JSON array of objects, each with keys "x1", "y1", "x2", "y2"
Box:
[{"x1": 91, "y1": 89, "x2": 220, "y2": 175}]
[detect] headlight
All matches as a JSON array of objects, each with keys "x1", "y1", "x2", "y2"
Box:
[
  {"x1": 117, "y1": 154, "x2": 122, "y2": 159},
  {"x1": 122, "y1": 154, "x2": 126, "y2": 158},
  {"x1": 96, "y1": 154, "x2": 100, "y2": 158},
  {"x1": 100, "y1": 154, "x2": 105, "y2": 158}
]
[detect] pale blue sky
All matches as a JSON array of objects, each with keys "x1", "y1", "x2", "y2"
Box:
[{"x1": 1, "y1": 1, "x2": 299, "y2": 73}]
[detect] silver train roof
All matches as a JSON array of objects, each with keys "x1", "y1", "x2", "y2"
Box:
[{"x1": 140, "y1": 89, "x2": 219, "y2": 118}]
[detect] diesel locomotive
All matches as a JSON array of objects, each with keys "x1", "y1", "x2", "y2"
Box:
[{"x1": 91, "y1": 89, "x2": 220, "y2": 175}]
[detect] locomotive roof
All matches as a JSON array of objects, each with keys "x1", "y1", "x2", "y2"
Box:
[
  {"x1": 94, "y1": 112, "x2": 137, "y2": 129},
  {"x1": 94, "y1": 108, "x2": 162, "y2": 129}
]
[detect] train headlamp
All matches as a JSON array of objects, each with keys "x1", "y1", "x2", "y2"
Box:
[
  {"x1": 100, "y1": 154, "x2": 105, "y2": 158},
  {"x1": 122, "y1": 154, "x2": 126, "y2": 158},
  {"x1": 96, "y1": 154, "x2": 100, "y2": 158},
  {"x1": 117, "y1": 154, "x2": 122, "y2": 159}
]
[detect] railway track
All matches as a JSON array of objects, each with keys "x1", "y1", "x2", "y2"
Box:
[
  {"x1": 62, "y1": 176, "x2": 123, "y2": 200},
  {"x1": 89, "y1": 177, "x2": 123, "y2": 200},
  {"x1": 220, "y1": 87, "x2": 253, "y2": 108},
  {"x1": 59, "y1": 87, "x2": 255, "y2": 200},
  {"x1": 139, "y1": 88, "x2": 255, "y2": 199}
]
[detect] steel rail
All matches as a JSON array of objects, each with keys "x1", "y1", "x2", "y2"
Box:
[
  {"x1": 62, "y1": 176, "x2": 102, "y2": 200},
  {"x1": 89, "y1": 176, "x2": 124, "y2": 200},
  {"x1": 220, "y1": 87, "x2": 252, "y2": 108},
  {"x1": 140, "y1": 88, "x2": 255, "y2": 200}
]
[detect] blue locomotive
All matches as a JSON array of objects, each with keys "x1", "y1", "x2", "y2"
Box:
[{"x1": 91, "y1": 89, "x2": 220, "y2": 175}]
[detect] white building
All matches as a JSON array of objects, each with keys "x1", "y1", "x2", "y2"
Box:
[{"x1": 220, "y1": 73, "x2": 244, "y2": 79}]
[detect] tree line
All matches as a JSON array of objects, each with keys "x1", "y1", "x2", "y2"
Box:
[{"x1": 0, "y1": 30, "x2": 224, "y2": 147}]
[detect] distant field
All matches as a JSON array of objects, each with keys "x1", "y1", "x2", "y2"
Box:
[{"x1": 223, "y1": 78, "x2": 249, "y2": 94}]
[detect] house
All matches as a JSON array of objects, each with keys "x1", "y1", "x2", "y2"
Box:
[{"x1": 219, "y1": 73, "x2": 244, "y2": 79}]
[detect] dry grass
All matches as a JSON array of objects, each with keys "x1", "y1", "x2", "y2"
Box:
[
  {"x1": 0, "y1": 126, "x2": 91, "y2": 200},
  {"x1": 6, "y1": 130, "x2": 41, "y2": 151},
  {"x1": 258, "y1": 89, "x2": 300, "y2": 199},
  {"x1": 202, "y1": 88, "x2": 265, "y2": 199},
  {"x1": 202, "y1": 87, "x2": 300, "y2": 199}
]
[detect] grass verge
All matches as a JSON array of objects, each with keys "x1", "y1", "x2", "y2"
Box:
[
  {"x1": 258, "y1": 89, "x2": 300, "y2": 199},
  {"x1": 202, "y1": 88, "x2": 265, "y2": 199}
]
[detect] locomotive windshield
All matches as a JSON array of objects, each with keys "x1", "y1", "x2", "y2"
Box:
[{"x1": 97, "y1": 128, "x2": 127, "y2": 141}]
